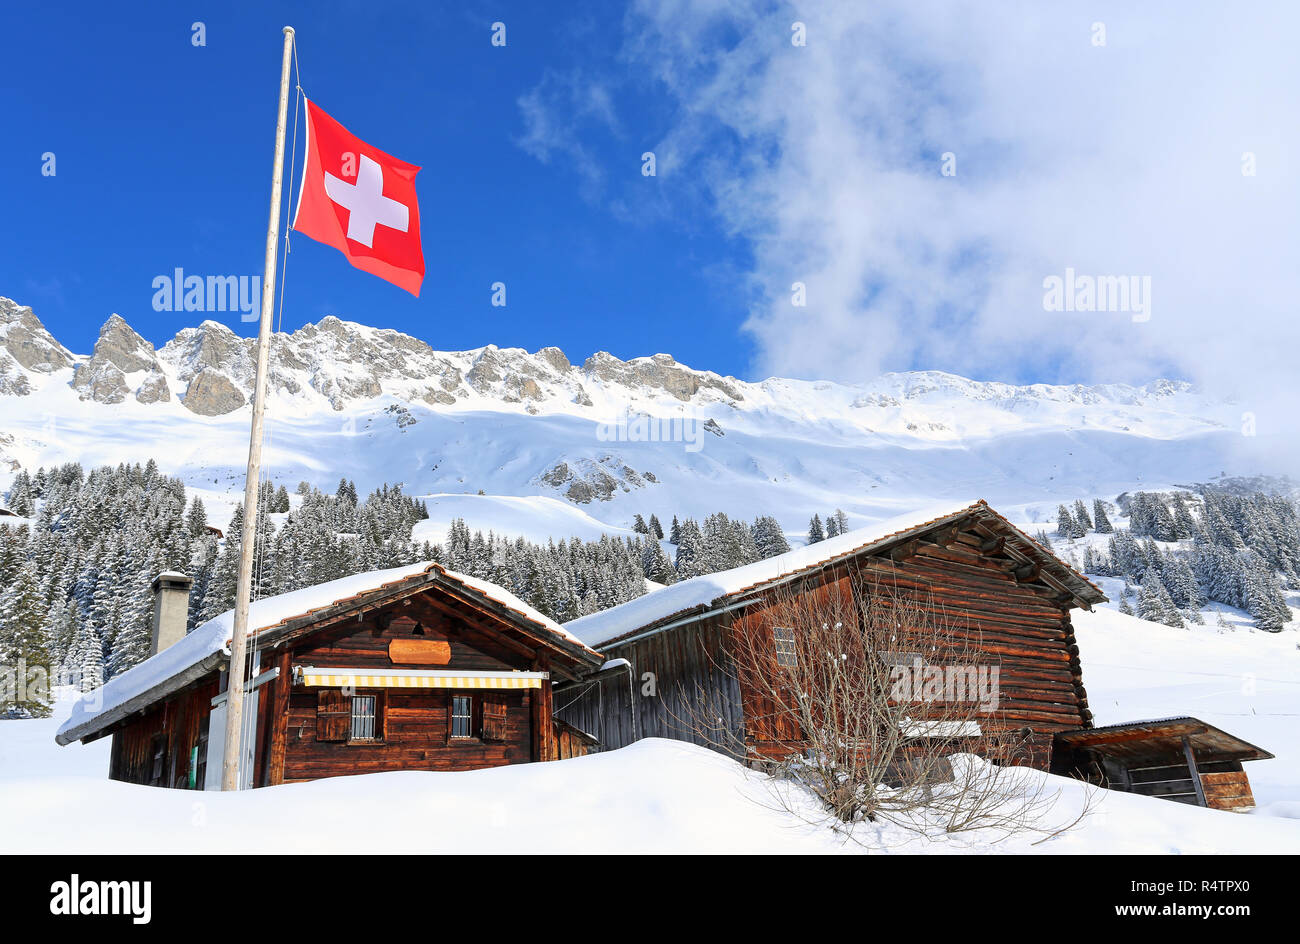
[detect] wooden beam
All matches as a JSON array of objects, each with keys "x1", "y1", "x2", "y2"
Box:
[
  {"x1": 888, "y1": 539, "x2": 920, "y2": 562},
  {"x1": 265, "y1": 650, "x2": 291, "y2": 786},
  {"x1": 1183, "y1": 735, "x2": 1209, "y2": 808},
  {"x1": 532, "y1": 653, "x2": 556, "y2": 762},
  {"x1": 1013, "y1": 562, "x2": 1041, "y2": 583},
  {"x1": 407, "y1": 597, "x2": 537, "y2": 660}
]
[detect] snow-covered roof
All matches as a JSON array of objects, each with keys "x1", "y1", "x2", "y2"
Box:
[
  {"x1": 565, "y1": 499, "x2": 1106, "y2": 649},
  {"x1": 57, "y1": 562, "x2": 599, "y2": 746}
]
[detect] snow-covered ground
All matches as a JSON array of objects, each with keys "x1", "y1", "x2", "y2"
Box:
[
  {"x1": 3, "y1": 606, "x2": 1296, "y2": 854},
  {"x1": 411, "y1": 493, "x2": 649, "y2": 546}
]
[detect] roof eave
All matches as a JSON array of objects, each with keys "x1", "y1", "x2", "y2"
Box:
[
  {"x1": 589, "y1": 501, "x2": 1106, "y2": 649},
  {"x1": 55, "y1": 649, "x2": 227, "y2": 746}
]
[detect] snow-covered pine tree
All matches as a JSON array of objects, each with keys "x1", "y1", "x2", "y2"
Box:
[
  {"x1": 1137, "y1": 573, "x2": 1183, "y2": 628},
  {"x1": 752, "y1": 515, "x2": 791, "y2": 558},
  {"x1": 1092, "y1": 499, "x2": 1114, "y2": 534},
  {"x1": 648, "y1": 514, "x2": 664, "y2": 540},
  {"x1": 675, "y1": 519, "x2": 707, "y2": 579},
  {"x1": 1056, "y1": 505, "x2": 1078, "y2": 538},
  {"x1": 641, "y1": 539, "x2": 676, "y2": 585},
  {"x1": 1171, "y1": 493, "x2": 1197, "y2": 540},
  {"x1": 0, "y1": 560, "x2": 52, "y2": 716},
  {"x1": 808, "y1": 514, "x2": 825, "y2": 545},
  {"x1": 78, "y1": 621, "x2": 104, "y2": 692},
  {"x1": 1073, "y1": 500, "x2": 1092, "y2": 531}
]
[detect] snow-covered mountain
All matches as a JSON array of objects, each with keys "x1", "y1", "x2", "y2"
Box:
[{"x1": 0, "y1": 295, "x2": 1274, "y2": 536}]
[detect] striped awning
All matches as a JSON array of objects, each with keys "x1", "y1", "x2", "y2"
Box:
[{"x1": 295, "y1": 667, "x2": 547, "y2": 690}]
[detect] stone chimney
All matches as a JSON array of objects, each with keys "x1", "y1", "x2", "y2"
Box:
[{"x1": 150, "y1": 572, "x2": 194, "y2": 657}]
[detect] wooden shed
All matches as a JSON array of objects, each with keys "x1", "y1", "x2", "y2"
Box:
[
  {"x1": 56, "y1": 562, "x2": 604, "y2": 788},
  {"x1": 1052, "y1": 717, "x2": 1273, "y2": 810}
]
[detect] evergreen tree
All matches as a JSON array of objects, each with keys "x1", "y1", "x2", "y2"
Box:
[
  {"x1": 752, "y1": 516, "x2": 791, "y2": 558},
  {"x1": 1092, "y1": 500, "x2": 1114, "y2": 534},
  {"x1": 808, "y1": 514, "x2": 825, "y2": 545},
  {"x1": 833, "y1": 508, "x2": 850, "y2": 535},
  {"x1": 641, "y1": 539, "x2": 676, "y2": 585},
  {"x1": 0, "y1": 560, "x2": 52, "y2": 716},
  {"x1": 1073, "y1": 500, "x2": 1092, "y2": 532},
  {"x1": 1137, "y1": 573, "x2": 1183, "y2": 628},
  {"x1": 77, "y1": 622, "x2": 104, "y2": 692},
  {"x1": 674, "y1": 519, "x2": 707, "y2": 579},
  {"x1": 1056, "y1": 505, "x2": 1079, "y2": 538},
  {"x1": 648, "y1": 514, "x2": 664, "y2": 540}
]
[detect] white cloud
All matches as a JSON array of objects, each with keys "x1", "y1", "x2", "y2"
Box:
[
  {"x1": 522, "y1": 2, "x2": 1300, "y2": 445},
  {"x1": 636, "y1": 2, "x2": 1298, "y2": 378}
]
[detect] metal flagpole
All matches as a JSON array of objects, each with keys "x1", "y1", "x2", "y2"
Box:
[{"x1": 222, "y1": 25, "x2": 296, "y2": 791}]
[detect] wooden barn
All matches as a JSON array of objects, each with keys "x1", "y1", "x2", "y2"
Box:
[
  {"x1": 557, "y1": 499, "x2": 1272, "y2": 810},
  {"x1": 56, "y1": 563, "x2": 603, "y2": 788}
]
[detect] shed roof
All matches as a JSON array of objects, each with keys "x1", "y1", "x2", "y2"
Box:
[
  {"x1": 564, "y1": 499, "x2": 1106, "y2": 649},
  {"x1": 1054, "y1": 717, "x2": 1274, "y2": 764},
  {"x1": 57, "y1": 562, "x2": 602, "y2": 746}
]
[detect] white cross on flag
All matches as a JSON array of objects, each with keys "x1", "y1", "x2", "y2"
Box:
[{"x1": 292, "y1": 100, "x2": 424, "y2": 296}]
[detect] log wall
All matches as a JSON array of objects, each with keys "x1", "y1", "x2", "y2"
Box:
[{"x1": 108, "y1": 675, "x2": 220, "y2": 788}]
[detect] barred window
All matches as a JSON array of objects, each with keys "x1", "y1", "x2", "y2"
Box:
[
  {"x1": 350, "y1": 695, "x2": 377, "y2": 741},
  {"x1": 773, "y1": 625, "x2": 798, "y2": 668},
  {"x1": 451, "y1": 695, "x2": 473, "y2": 738}
]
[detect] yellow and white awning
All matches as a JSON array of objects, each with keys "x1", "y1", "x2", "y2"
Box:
[{"x1": 295, "y1": 667, "x2": 547, "y2": 690}]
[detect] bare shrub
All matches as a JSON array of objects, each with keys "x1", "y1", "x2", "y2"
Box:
[{"x1": 675, "y1": 566, "x2": 1093, "y2": 843}]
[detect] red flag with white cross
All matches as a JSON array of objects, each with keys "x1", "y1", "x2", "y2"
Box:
[{"x1": 292, "y1": 100, "x2": 424, "y2": 296}]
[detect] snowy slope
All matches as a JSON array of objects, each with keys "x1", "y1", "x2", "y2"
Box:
[{"x1": 0, "y1": 297, "x2": 1271, "y2": 539}]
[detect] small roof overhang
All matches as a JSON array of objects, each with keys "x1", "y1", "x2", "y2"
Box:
[{"x1": 1054, "y1": 717, "x2": 1274, "y2": 766}]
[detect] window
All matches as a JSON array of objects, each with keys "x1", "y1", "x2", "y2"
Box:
[
  {"x1": 451, "y1": 695, "x2": 473, "y2": 738},
  {"x1": 350, "y1": 695, "x2": 377, "y2": 741},
  {"x1": 317, "y1": 690, "x2": 384, "y2": 743},
  {"x1": 773, "y1": 625, "x2": 798, "y2": 668},
  {"x1": 190, "y1": 729, "x2": 208, "y2": 789},
  {"x1": 148, "y1": 734, "x2": 168, "y2": 787}
]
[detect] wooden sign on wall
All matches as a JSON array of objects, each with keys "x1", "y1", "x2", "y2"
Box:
[{"x1": 388, "y1": 639, "x2": 452, "y2": 666}]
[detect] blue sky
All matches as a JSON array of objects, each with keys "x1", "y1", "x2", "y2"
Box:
[
  {"x1": 0, "y1": 1, "x2": 754, "y2": 375},
  {"x1": 2, "y1": 1, "x2": 1297, "y2": 395}
]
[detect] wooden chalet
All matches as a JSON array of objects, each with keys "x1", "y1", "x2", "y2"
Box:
[
  {"x1": 56, "y1": 563, "x2": 603, "y2": 788},
  {"x1": 558, "y1": 499, "x2": 1273, "y2": 810}
]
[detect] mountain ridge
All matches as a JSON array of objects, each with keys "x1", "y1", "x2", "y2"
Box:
[
  {"x1": 0, "y1": 294, "x2": 1254, "y2": 534},
  {"x1": 1, "y1": 295, "x2": 1207, "y2": 422}
]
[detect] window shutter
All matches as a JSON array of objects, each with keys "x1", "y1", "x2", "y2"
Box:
[
  {"x1": 482, "y1": 697, "x2": 508, "y2": 741},
  {"x1": 316, "y1": 690, "x2": 349, "y2": 741}
]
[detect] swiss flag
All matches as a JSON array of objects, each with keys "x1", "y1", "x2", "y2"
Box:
[{"x1": 292, "y1": 100, "x2": 424, "y2": 297}]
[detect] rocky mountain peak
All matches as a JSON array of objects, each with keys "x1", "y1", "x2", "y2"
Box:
[
  {"x1": 72, "y1": 314, "x2": 170, "y2": 405},
  {"x1": 0, "y1": 296, "x2": 76, "y2": 378}
]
